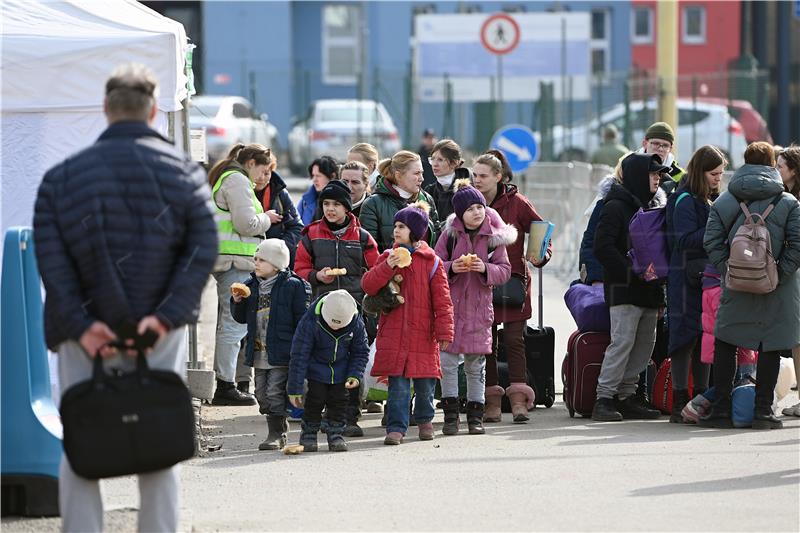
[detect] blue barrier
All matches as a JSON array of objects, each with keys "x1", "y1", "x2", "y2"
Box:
[{"x1": 1, "y1": 227, "x2": 61, "y2": 516}]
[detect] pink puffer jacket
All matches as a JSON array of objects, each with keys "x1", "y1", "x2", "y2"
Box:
[{"x1": 701, "y1": 285, "x2": 757, "y2": 365}]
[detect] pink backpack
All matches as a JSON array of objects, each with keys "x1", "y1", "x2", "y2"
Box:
[{"x1": 725, "y1": 195, "x2": 781, "y2": 294}]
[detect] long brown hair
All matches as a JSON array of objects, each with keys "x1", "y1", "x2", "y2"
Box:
[
  {"x1": 377, "y1": 151, "x2": 420, "y2": 185},
  {"x1": 684, "y1": 145, "x2": 727, "y2": 201},
  {"x1": 208, "y1": 143, "x2": 271, "y2": 188}
]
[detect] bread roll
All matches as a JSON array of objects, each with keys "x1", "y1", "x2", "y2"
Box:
[
  {"x1": 392, "y1": 247, "x2": 412, "y2": 268},
  {"x1": 230, "y1": 282, "x2": 251, "y2": 298},
  {"x1": 328, "y1": 268, "x2": 347, "y2": 276}
]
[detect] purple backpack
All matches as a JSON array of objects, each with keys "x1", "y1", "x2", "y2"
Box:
[
  {"x1": 627, "y1": 207, "x2": 668, "y2": 281},
  {"x1": 564, "y1": 283, "x2": 610, "y2": 332}
]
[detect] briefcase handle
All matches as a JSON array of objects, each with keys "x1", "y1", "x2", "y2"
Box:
[{"x1": 91, "y1": 325, "x2": 160, "y2": 386}]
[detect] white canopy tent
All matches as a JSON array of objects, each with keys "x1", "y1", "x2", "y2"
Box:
[{"x1": 0, "y1": 0, "x2": 190, "y2": 252}]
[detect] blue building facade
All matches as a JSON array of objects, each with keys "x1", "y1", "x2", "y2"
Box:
[{"x1": 202, "y1": 1, "x2": 632, "y2": 153}]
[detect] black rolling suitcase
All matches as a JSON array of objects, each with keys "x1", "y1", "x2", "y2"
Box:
[{"x1": 497, "y1": 267, "x2": 556, "y2": 408}]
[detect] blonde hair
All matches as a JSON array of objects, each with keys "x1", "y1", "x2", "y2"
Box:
[
  {"x1": 348, "y1": 143, "x2": 379, "y2": 171},
  {"x1": 473, "y1": 153, "x2": 503, "y2": 177},
  {"x1": 341, "y1": 160, "x2": 369, "y2": 184},
  {"x1": 378, "y1": 150, "x2": 420, "y2": 185}
]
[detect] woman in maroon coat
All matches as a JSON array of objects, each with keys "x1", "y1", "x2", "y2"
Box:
[{"x1": 471, "y1": 152, "x2": 552, "y2": 423}]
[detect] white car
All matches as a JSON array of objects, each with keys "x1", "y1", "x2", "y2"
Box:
[
  {"x1": 188, "y1": 95, "x2": 278, "y2": 163},
  {"x1": 288, "y1": 99, "x2": 401, "y2": 173},
  {"x1": 551, "y1": 99, "x2": 747, "y2": 169}
]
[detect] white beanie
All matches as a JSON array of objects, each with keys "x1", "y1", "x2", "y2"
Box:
[
  {"x1": 321, "y1": 290, "x2": 357, "y2": 330},
  {"x1": 255, "y1": 239, "x2": 290, "y2": 271}
]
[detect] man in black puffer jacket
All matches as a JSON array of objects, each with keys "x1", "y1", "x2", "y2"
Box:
[
  {"x1": 591, "y1": 153, "x2": 668, "y2": 422},
  {"x1": 33, "y1": 64, "x2": 217, "y2": 531}
]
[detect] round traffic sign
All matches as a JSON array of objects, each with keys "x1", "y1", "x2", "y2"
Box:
[
  {"x1": 480, "y1": 13, "x2": 520, "y2": 55},
  {"x1": 490, "y1": 124, "x2": 538, "y2": 173}
]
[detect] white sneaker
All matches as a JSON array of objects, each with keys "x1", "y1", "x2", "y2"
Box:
[{"x1": 781, "y1": 401, "x2": 800, "y2": 417}]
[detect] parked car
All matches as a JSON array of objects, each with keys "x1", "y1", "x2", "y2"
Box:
[
  {"x1": 188, "y1": 95, "x2": 279, "y2": 163},
  {"x1": 288, "y1": 99, "x2": 401, "y2": 173},
  {"x1": 697, "y1": 97, "x2": 773, "y2": 144},
  {"x1": 551, "y1": 99, "x2": 747, "y2": 169}
]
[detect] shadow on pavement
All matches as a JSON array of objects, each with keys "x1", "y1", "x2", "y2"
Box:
[{"x1": 629, "y1": 469, "x2": 800, "y2": 496}]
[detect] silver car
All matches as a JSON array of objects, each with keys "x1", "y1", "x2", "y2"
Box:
[
  {"x1": 288, "y1": 99, "x2": 401, "y2": 173},
  {"x1": 188, "y1": 95, "x2": 279, "y2": 163}
]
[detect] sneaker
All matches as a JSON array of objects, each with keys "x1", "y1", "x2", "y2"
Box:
[
  {"x1": 681, "y1": 395, "x2": 712, "y2": 424},
  {"x1": 327, "y1": 435, "x2": 348, "y2": 452},
  {"x1": 616, "y1": 395, "x2": 660, "y2": 420},
  {"x1": 384, "y1": 432, "x2": 403, "y2": 445},
  {"x1": 366, "y1": 401, "x2": 383, "y2": 414},
  {"x1": 591, "y1": 398, "x2": 623, "y2": 422},
  {"x1": 781, "y1": 401, "x2": 800, "y2": 417},
  {"x1": 343, "y1": 423, "x2": 364, "y2": 438}
]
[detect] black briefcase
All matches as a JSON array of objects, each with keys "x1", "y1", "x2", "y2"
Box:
[{"x1": 60, "y1": 344, "x2": 195, "y2": 480}]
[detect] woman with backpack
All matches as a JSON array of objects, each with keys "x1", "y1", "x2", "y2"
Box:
[
  {"x1": 664, "y1": 146, "x2": 726, "y2": 422},
  {"x1": 700, "y1": 142, "x2": 800, "y2": 429},
  {"x1": 591, "y1": 153, "x2": 669, "y2": 422}
]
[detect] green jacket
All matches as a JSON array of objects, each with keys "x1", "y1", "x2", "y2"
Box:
[
  {"x1": 703, "y1": 164, "x2": 800, "y2": 352},
  {"x1": 358, "y1": 176, "x2": 439, "y2": 251},
  {"x1": 590, "y1": 141, "x2": 629, "y2": 168}
]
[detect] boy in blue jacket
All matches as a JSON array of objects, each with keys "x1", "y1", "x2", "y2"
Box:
[
  {"x1": 231, "y1": 239, "x2": 311, "y2": 451},
  {"x1": 288, "y1": 290, "x2": 369, "y2": 452}
]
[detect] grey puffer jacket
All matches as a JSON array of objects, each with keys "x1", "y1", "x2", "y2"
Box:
[
  {"x1": 703, "y1": 164, "x2": 800, "y2": 352},
  {"x1": 213, "y1": 163, "x2": 271, "y2": 272}
]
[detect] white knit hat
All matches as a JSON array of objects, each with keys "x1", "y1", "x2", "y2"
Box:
[
  {"x1": 321, "y1": 290, "x2": 357, "y2": 330},
  {"x1": 255, "y1": 239, "x2": 290, "y2": 270}
]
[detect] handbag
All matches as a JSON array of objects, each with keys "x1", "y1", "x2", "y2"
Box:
[
  {"x1": 492, "y1": 274, "x2": 527, "y2": 308},
  {"x1": 60, "y1": 341, "x2": 195, "y2": 479}
]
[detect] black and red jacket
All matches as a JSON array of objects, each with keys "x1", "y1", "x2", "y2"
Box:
[{"x1": 295, "y1": 212, "x2": 379, "y2": 303}]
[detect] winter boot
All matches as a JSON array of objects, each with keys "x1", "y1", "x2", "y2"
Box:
[
  {"x1": 298, "y1": 421, "x2": 319, "y2": 452},
  {"x1": 752, "y1": 406, "x2": 783, "y2": 430},
  {"x1": 466, "y1": 401, "x2": 486, "y2": 435},
  {"x1": 212, "y1": 379, "x2": 257, "y2": 406},
  {"x1": 259, "y1": 416, "x2": 288, "y2": 451},
  {"x1": 326, "y1": 422, "x2": 348, "y2": 452},
  {"x1": 237, "y1": 381, "x2": 251, "y2": 394},
  {"x1": 483, "y1": 385, "x2": 505, "y2": 423},
  {"x1": 417, "y1": 422, "x2": 434, "y2": 441},
  {"x1": 698, "y1": 395, "x2": 733, "y2": 428},
  {"x1": 441, "y1": 397, "x2": 461, "y2": 435},
  {"x1": 670, "y1": 389, "x2": 690, "y2": 423},
  {"x1": 591, "y1": 397, "x2": 623, "y2": 422},
  {"x1": 615, "y1": 394, "x2": 661, "y2": 419},
  {"x1": 343, "y1": 403, "x2": 364, "y2": 437},
  {"x1": 506, "y1": 383, "x2": 535, "y2": 423}
]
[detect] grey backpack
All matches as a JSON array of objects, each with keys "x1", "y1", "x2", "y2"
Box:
[{"x1": 725, "y1": 195, "x2": 782, "y2": 294}]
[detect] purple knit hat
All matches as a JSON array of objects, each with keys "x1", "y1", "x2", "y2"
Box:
[
  {"x1": 394, "y1": 201, "x2": 430, "y2": 242},
  {"x1": 452, "y1": 179, "x2": 486, "y2": 220}
]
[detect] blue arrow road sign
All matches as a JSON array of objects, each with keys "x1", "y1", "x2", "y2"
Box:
[{"x1": 490, "y1": 125, "x2": 538, "y2": 173}]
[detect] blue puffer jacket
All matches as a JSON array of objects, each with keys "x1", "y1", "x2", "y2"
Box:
[
  {"x1": 287, "y1": 294, "x2": 370, "y2": 394},
  {"x1": 33, "y1": 121, "x2": 218, "y2": 349},
  {"x1": 230, "y1": 270, "x2": 312, "y2": 367},
  {"x1": 297, "y1": 185, "x2": 319, "y2": 225},
  {"x1": 579, "y1": 175, "x2": 616, "y2": 284}
]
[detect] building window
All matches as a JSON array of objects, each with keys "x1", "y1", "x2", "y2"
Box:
[
  {"x1": 682, "y1": 6, "x2": 706, "y2": 44},
  {"x1": 631, "y1": 6, "x2": 653, "y2": 44},
  {"x1": 322, "y1": 4, "x2": 360, "y2": 85},
  {"x1": 591, "y1": 9, "x2": 610, "y2": 77}
]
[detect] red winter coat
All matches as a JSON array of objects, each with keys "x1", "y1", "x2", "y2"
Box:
[
  {"x1": 434, "y1": 209, "x2": 515, "y2": 354},
  {"x1": 489, "y1": 184, "x2": 552, "y2": 324},
  {"x1": 361, "y1": 242, "x2": 454, "y2": 378}
]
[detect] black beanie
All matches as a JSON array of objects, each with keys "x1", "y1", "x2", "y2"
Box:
[{"x1": 318, "y1": 180, "x2": 352, "y2": 212}]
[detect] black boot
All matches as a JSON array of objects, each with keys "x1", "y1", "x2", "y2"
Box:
[
  {"x1": 259, "y1": 416, "x2": 288, "y2": 450},
  {"x1": 237, "y1": 381, "x2": 251, "y2": 394},
  {"x1": 670, "y1": 389, "x2": 690, "y2": 423},
  {"x1": 299, "y1": 421, "x2": 319, "y2": 452},
  {"x1": 326, "y1": 422, "x2": 348, "y2": 452},
  {"x1": 343, "y1": 403, "x2": 364, "y2": 437},
  {"x1": 616, "y1": 394, "x2": 661, "y2": 419},
  {"x1": 441, "y1": 397, "x2": 460, "y2": 435},
  {"x1": 466, "y1": 401, "x2": 485, "y2": 435},
  {"x1": 212, "y1": 379, "x2": 257, "y2": 406},
  {"x1": 698, "y1": 395, "x2": 733, "y2": 428},
  {"x1": 752, "y1": 406, "x2": 783, "y2": 430},
  {"x1": 591, "y1": 397, "x2": 623, "y2": 422}
]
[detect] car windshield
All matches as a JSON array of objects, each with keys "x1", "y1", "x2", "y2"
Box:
[
  {"x1": 317, "y1": 106, "x2": 383, "y2": 123},
  {"x1": 189, "y1": 102, "x2": 220, "y2": 119}
]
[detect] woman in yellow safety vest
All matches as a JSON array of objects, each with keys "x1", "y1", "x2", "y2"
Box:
[{"x1": 207, "y1": 143, "x2": 281, "y2": 405}]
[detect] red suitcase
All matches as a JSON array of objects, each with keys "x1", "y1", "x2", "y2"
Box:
[{"x1": 562, "y1": 330, "x2": 610, "y2": 418}]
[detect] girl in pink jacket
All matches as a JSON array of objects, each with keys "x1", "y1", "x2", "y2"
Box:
[{"x1": 434, "y1": 180, "x2": 514, "y2": 436}]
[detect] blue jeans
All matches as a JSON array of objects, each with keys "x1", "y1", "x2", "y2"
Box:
[{"x1": 386, "y1": 377, "x2": 436, "y2": 434}]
